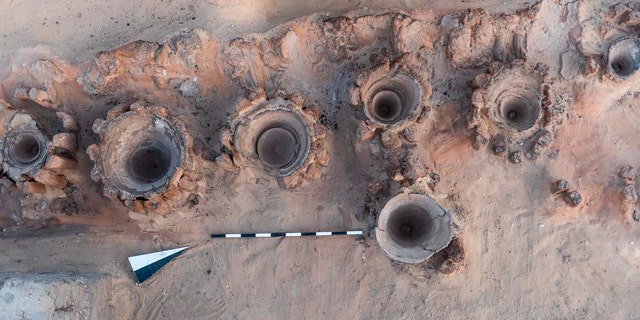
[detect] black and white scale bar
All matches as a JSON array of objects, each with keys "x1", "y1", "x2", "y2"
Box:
[
  {"x1": 211, "y1": 230, "x2": 363, "y2": 238},
  {"x1": 128, "y1": 246, "x2": 189, "y2": 284}
]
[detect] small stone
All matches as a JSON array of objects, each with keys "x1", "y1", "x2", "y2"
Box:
[
  {"x1": 315, "y1": 148, "x2": 330, "y2": 167},
  {"x1": 509, "y1": 151, "x2": 522, "y2": 164},
  {"x1": 187, "y1": 194, "x2": 199, "y2": 207},
  {"x1": 14, "y1": 87, "x2": 29, "y2": 100},
  {"x1": 178, "y1": 175, "x2": 196, "y2": 192},
  {"x1": 428, "y1": 172, "x2": 440, "y2": 185},
  {"x1": 562, "y1": 255, "x2": 571, "y2": 264},
  {"x1": 215, "y1": 153, "x2": 239, "y2": 172},
  {"x1": 618, "y1": 165, "x2": 636, "y2": 183},
  {"x1": 33, "y1": 169, "x2": 67, "y2": 188},
  {"x1": 367, "y1": 182, "x2": 384, "y2": 195},
  {"x1": 563, "y1": 190, "x2": 582, "y2": 207},
  {"x1": 52, "y1": 133, "x2": 78, "y2": 152},
  {"x1": 471, "y1": 133, "x2": 487, "y2": 150},
  {"x1": 282, "y1": 174, "x2": 303, "y2": 190},
  {"x1": 22, "y1": 181, "x2": 46, "y2": 194},
  {"x1": 560, "y1": 50, "x2": 582, "y2": 80},
  {"x1": 525, "y1": 151, "x2": 537, "y2": 160},
  {"x1": 305, "y1": 165, "x2": 322, "y2": 180},
  {"x1": 356, "y1": 121, "x2": 376, "y2": 141},
  {"x1": 438, "y1": 237, "x2": 464, "y2": 274},
  {"x1": 178, "y1": 79, "x2": 199, "y2": 97},
  {"x1": 56, "y1": 112, "x2": 79, "y2": 131},
  {"x1": 491, "y1": 135, "x2": 507, "y2": 155},
  {"x1": 401, "y1": 167, "x2": 418, "y2": 182},
  {"x1": 36, "y1": 200, "x2": 48, "y2": 211},
  {"x1": 416, "y1": 107, "x2": 430, "y2": 123},
  {"x1": 633, "y1": 210, "x2": 640, "y2": 221},
  {"x1": 536, "y1": 130, "x2": 552, "y2": 147},
  {"x1": 623, "y1": 11, "x2": 640, "y2": 26},
  {"x1": 493, "y1": 145, "x2": 506, "y2": 154},
  {"x1": 583, "y1": 56, "x2": 599, "y2": 78},
  {"x1": 144, "y1": 197, "x2": 171, "y2": 214},
  {"x1": 144, "y1": 199, "x2": 161, "y2": 211},
  {"x1": 154, "y1": 201, "x2": 172, "y2": 215},
  {"x1": 131, "y1": 200, "x2": 145, "y2": 213},
  {"x1": 552, "y1": 179, "x2": 570, "y2": 194},
  {"x1": 347, "y1": 85, "x2": 361, "y2": 105},
  {"x1": 28, "y1": 88, "x2": 57, "y2": 109},
  {"x1": 622, "y1": 185, "x2": 638, "y2": 202},
  {"x1": 568, "y1": 25, "x2": 582, "y2": 43},
  {"x1": 533, "y1": 144, "x2": 547, "y2": 159},
  {"x1": 391, "y1": 167, "x2": 404, "y2": 182},
  {"x1": 380, "y1": 131, "x2": 401, "y2": 149},
  {"x1": 438, "y1": 259, "x2": 457, "y2": 274},
  {"x1": 46, "y1": 155, "x2": 77, "y2": 171},
  {"x1": 402, "y1": 126, "x2": 419, "y2": 143},
  {"x1": 123, "y1": 198, "x2": 135, "y2": 207},
  {"x1": 163, "y1": 184, "x2": 183, "y2": 201},
  {"x1": 313, "y1": 124, "x2": 326, "y2": 141},
  {"x1": 440, "y1": 14, "x2": 460, "y2": 30},
  {"x1": 471, "y1": 73, "x2": 491, "y2": 89}
]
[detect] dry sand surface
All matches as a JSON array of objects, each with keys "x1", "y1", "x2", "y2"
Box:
[{"x1": 2, "y1": 0, "x2": 640, "y2": 319}]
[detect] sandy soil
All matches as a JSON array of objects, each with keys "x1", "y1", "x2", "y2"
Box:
[
  {"x1": 0, "y1": 0, "x2": 532, "y2": 61},
  {"x1": 2, "y1": 0, "x2": 640, "y2": 319}
]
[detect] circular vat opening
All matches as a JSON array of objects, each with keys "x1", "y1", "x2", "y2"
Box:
[
  {"x1": 234, "y1": 108, "x2": 311, "y2": 177},
  {"x1": 9, "y1": 133, "x2": 42, "y2": 165},
  {"x1": 376, "y1": 194, "x2": 452, "y2": 263},
  {"x1": 387, "y1": 204, "x2": 434, "y2": 247},
  {"x1": 102, "y1": 114, "x2": 183, "y2": 195},
  {"x1": 496, "y1": 91, "x2": 540, "y2": 131},
  {"x1": 256, "y1": 126, "x2": 300, "y2": 169},
  {"x1": 607, "y1": 37, "x2": 640, "y2": 79},
  {"x1": 127, "y1": 140, "x2": 173, "y2": 184},
  {"x1": 371, "y1": 90, "x2": 403, "y2": 123},
  {"x1": 364, "y1": 73, "x2": 422, "y2": 126},
  {"x1": 3, "y1": 127, "x2": 48, "y2": 171}
]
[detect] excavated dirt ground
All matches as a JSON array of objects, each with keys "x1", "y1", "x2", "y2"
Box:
[{"x1": 2, "y1": 0, "x2": 640, "y2": 319}]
